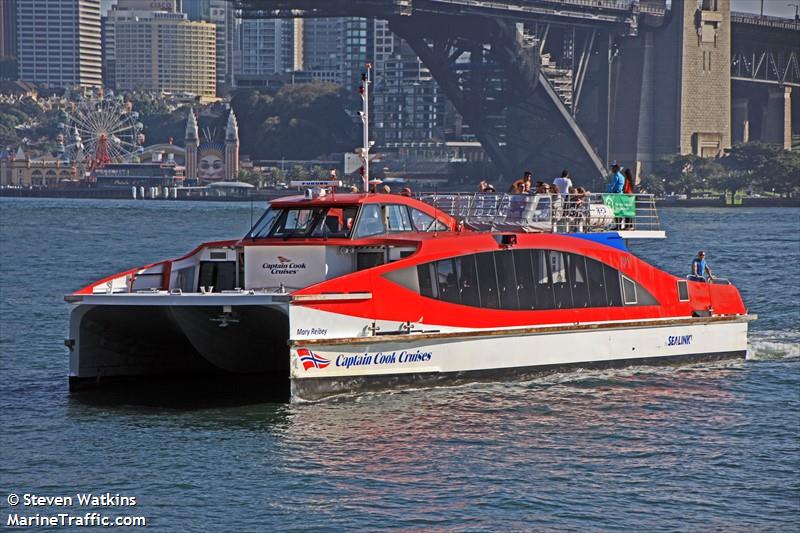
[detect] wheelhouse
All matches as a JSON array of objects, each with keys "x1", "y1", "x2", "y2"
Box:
[{"x1": 244, "y1": 193, "x2": 455, "y2": 241}]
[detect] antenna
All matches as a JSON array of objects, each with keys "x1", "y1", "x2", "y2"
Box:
[
  {"x1": 358, "y1": 63, "x2": 373, "y2": 193},
  {"x1": 433, "y1": 182, "x2": 439, "y2": 238}
]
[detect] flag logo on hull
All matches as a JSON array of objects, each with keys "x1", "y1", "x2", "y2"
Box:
[{"x1": 297, "y1": 348, "x2": 330, "y2": 370}]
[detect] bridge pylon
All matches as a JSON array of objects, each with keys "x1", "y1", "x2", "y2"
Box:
[{"x1": 390, "y1": 15, "x2": 606, "y2": 183}]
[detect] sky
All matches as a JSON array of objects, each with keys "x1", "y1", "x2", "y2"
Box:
[
  {"x1": 100, "y1": 0, "x2": 799, "y2": 19},
  {"x1": 731, "y1": 0, "x2": 798, "y2": 18}
]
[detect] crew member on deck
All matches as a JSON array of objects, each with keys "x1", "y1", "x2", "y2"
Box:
[
  {"x1": 607, "y1": 163, "x2": 625, "y2": 193},
  {"x1": 690, "y1": 251, "x2": 714, "y2": 282}
]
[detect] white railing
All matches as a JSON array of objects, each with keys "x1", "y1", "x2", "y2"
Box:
[{"x1": 417, "y1": 192, "x2": 661, "y2": 234}]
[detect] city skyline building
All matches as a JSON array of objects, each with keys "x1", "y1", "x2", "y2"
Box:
[
  {"x1": 237, "y1": 18, "x2": 302, "y2": 85},
  {"x1": 184, "y1": 0, "x2": 236, "y2": 89},
  {"x1": 0, "y1": 0, "x2": 18, "y2": 79},
  {"x1": 371, "y1": 19, "x2": 447, "y2": 144},
  {"x1": 112, "y1": 9, "x2": 216, "y2": 98},
  {"x1": 16, "y1": 0, "x2": 103, "y2": 89}
]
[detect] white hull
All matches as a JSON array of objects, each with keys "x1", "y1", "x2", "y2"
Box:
[
  {"x1": 289, "y1": 316, "x2": 752, "y2": 401},
  {"x1": 66, "y1": 294, "x2": 752, "y2": 401}
]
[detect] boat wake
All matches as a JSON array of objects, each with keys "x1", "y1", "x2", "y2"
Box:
[{"x1": 747, "y1": 330, "x2": 800, "y2": 361}]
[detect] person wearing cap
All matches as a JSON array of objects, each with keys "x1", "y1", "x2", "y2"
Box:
[
  {"x1": 400, "y1": 187, "x2": 412, "y2": 197},
  {"x1": 607, "y1": 163, "x2": 625, "y2": 193},
  {"x1": 690, "y1": 251, "x2": 714, "y2": 282}
]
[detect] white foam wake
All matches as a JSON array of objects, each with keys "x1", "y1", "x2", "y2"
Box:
[{"x1": 747, "y1": 330, "x2": 800, "y2": 361}]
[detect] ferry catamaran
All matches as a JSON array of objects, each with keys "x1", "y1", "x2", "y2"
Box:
[
  {"x1": 64, "y1": 65, "x2": 753, "y2": 401},
  {"x1": 65, "y1": 188, "x2": 754, "y2": 401}
]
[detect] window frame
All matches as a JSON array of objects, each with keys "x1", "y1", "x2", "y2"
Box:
[
  {"x1": 677, "y1": 279, "x2": 690, "y2": 302},
  {"x1": 621, "y1": 275, "x2": 638, "y2": 305}
]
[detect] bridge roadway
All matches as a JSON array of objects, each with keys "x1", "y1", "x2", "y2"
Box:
[{"x1": 235, "y1": 0, "x2": 667, "y2": 32}]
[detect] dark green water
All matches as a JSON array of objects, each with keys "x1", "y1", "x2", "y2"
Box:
[{"x1": 1, "y1": 199, "x2": 798, "y2": 530}]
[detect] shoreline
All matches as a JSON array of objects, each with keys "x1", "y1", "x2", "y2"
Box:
[{"x1": 0, "y1": 188, "x2": 797, "y2": 207}]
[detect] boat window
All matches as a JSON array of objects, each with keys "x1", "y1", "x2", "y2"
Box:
[
  {"x1": 401, "y1": 249, "x2": 659, "y2": 311},
  {"x1": 410, "y1": 208, "x2": 448, "y2": 232},
  {"x1": 475, "y1": 252, "x2": 499, "y2": 309},
  {"x1": 495, "y1": 251, "x2": 519, "y2": 310},
  {"x1": 568, "y1": 254, "x2": 590, "y2": 308},
  {"x1": 604, "y1": 264, "x2": 623, "y2": 306},
  {"x1": 249, "y1": 206, "x2": 360, "y2": 239},
  {"x1": 247, "y1": 206, "x2": 281, "y2": 238},
  {"x1": 384, "y1": 266, "x2": 420, "y2": 293},
  {"x1": 550, "y1": 251, "x2": 573, "y2": 309},
  {"x1": 533, "y1": 250, "x2": 556, "y2": 310},
  {"x1": 354, "y1": 204, "x2": 385, "y2": 238},
  {"x1": 677, "y1": 280, "x2": 690, "y2": 301},
  {"x1": 455, "y1": 255, "x2": 480, "y2": 307},
  {"x1": 621, "y1": 275, "x2": 638, "y2": 304},
  {"x1": 585, "y1": 257, "x2": 609, "y2": 307},
  {"x1": 269, "y1": 207, "x2": 325, "y2": 238},
  {"x1": 310, "y1": 206, "x2": 359, "y2": 238},
  {"x1": 386, "y1": 204, "x2": 413, "y2": 232},
  {"x1": 435, "y1": 258, "x2": 460, "y2": 304},
  {"x1": 198, "y1": 261, "x2": 236, "y2": 292},
  {"x1": 513, "y1": 249, "x2": 536, "y2": 310},
  {"x1": 357, "y1": 252, "x2": 384, "y2": 271},
  {"x1": 418, "y1": 264, "x2": 436, "y2": 298},
  {"x1": 635, "y1": 282, "x2": 659, "y2": 306}
]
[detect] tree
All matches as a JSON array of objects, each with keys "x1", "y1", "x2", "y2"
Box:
[
  {"x1": 264, "y1": 167, "x2": 285, "y2": 186},
  {"x1": 638, "y1": 173, "x2": 666, "y2": 196},
  {"x1": 649, "y1": 154, "x2": 724, "y2": 197},
  {"x1": 721, "y1": 143, "x2": 800, "y2": 196},
  {"x1": 237, "y1": 169, "x2": 264, "y2": 187},
  {"x1": 229, "y1": 83, "x2": 357, "y2": 160}
]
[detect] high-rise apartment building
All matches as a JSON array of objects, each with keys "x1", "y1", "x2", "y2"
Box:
[
  {"x1": 0, "y1": 0, "x2": 18, "y2": 79},
  {"x1": 112, "y1": 10, "x2": 216, "y2": 98},
  {"x1": 299, "y1": 17, "x2": 374, "y2": 86},
  {"x1": 371, "y1": 19, "x2": 446, "y2": 143},
  {"x1": 238, "y1": 18, "x2": 302, "y2": 81},
  {"x1": 184, "y1": 0, "x2": 235, "y2": 88},
  {"x1": 17, "y1": 0, "x2": 103, "y2": 88}
]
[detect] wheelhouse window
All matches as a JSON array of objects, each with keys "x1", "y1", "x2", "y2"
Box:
[
  {"x1": 247, "y1": 206, "x2": 358, "y2": 239},
  {"x1": 384, "y1": 248, "x2": 660, "y2": 311},
  {"x1": 410, "y1": 208, "x2": 448, "y2": 232},
  {"x1": 310, "y1": 206, "x2": 358, "y2": 238},
  {"x1": 354, "y1": 204, "x2": 385, "y2": 238},
  {"x1": 386, "y1": 204, "x2": 413, "y2": 232},
  {"x1": 247, "y1": 206, "x2": 281, "y2": 238}
]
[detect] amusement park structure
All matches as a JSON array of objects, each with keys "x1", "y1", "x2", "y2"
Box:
[{"x1": 57, "y1": 94, "x2": 145, "y2": 175}]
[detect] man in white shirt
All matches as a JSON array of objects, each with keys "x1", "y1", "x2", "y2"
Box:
[{"x1": 553, "y1": 170, "x2": 573, "y2": 195}]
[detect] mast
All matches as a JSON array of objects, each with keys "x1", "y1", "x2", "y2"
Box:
[{"x1": 358, "y1": 63, "x2": 372, "y2": 192}]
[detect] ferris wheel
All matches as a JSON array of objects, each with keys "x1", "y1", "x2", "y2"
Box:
[{"x1": 57, "y1": 95, "x2": 145, "y2": 170}]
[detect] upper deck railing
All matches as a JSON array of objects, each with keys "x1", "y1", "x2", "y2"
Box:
[{"x1": 417, "y1": 192, "x2": 663, "y2": 236}]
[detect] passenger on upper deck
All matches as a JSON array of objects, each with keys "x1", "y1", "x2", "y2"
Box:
[
  {"x1": 690, "y1": 251, "x2": 715, "y2": 282},
  {"x1": 553, "y1": 170, "x2": 573, "y2": 195},
  {"x1": 607, "y1": 163, "x2": 625, "y2": 193},
  {"x1": 478, "y1": 180, "x2": 496, "y2": 192},
  {"x1": 623, "y1": 168, "x2": 635, "y2": 194},
  {"x1": 508, "y1": 171, "x2": 533, "y2": 193}
]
